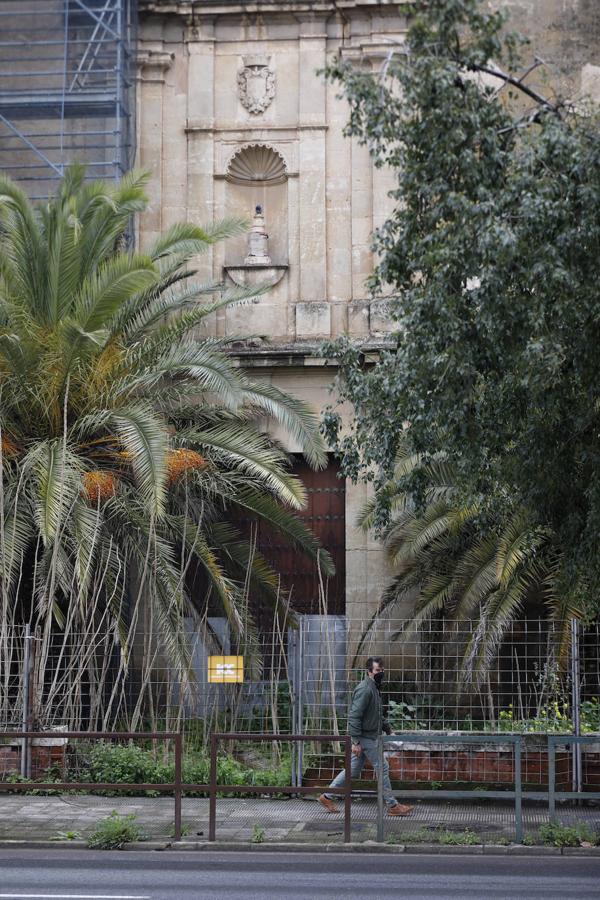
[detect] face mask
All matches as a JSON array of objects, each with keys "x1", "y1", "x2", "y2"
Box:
[{"x1": 373, "y1": 671, "x2": 384, "y2": 688}]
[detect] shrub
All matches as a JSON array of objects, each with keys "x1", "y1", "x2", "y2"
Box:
[
  {"x1": 75, "y1": 742, "x2": 292, "y2": 798},
  {"x1": 385, "y1": 833, "x2": 401, "y2": 845},
  {"x1": 5, "y1": 772, "x2": 62, "y2": 796},
  {"x1": 87, "y1": 811, "x2": 146, "y2": 849},
  {"x1": 79, "y1": 742, "x2": 169, "y2": 795},
  {"x1": 539, "y1": 823, "x2": 597, "y2": 848},
  {"x1": 581, "y1": 698, "x2": 600, "y2": 734}
]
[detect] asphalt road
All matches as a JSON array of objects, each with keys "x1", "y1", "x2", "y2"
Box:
[{"x1": 0, "y1": 849, "x2": 599, "y2": 900}]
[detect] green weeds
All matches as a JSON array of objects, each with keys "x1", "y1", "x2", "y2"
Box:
[
  {"x1": 437, "y1": 828, "x2": 481, "y2": 846},
  {"x1": 52, "y1": 830, "x2": 81, "y2": 841},
  {"x1": 87, "y1": 811, "x2": 146, "y2": 850},
  {"x1": 539, "y1": 823, "x2": 598, "y2": 848}
]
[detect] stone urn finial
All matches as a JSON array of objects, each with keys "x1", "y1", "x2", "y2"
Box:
[{"x1": 245, "y1": 204, "x2": 271, "y2": 265}]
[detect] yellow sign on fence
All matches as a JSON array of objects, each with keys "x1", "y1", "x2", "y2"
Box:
[{"x1": 207, "y1": 655, "x2": 244, "y2": 683}]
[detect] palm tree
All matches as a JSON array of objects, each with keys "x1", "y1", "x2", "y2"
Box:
[
  {"x1": 0, "y1": 166, "x2": 332, "y2": 674},
  {"x1": 356, "y1": 447, "x2": 579, "y2": 682}
]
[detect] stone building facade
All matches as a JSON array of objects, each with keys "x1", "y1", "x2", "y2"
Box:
[{"x1": 135, "y1": 0, "x2": 600, "y2": 637}]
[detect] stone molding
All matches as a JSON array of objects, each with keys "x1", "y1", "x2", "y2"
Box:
[
  {"x1": 136, "y1": 46, "x2": 175, "y2": 82},
  {"x1": 341, "y1": 39, "x2": 407, "y2": 63},
  {"x1": 227, "y1": 337, "x2": 392, "y2": 368},
  {"x1": 224, "y1": 264, "x2": 288, "y2": 288},
  {"x1": 139, "y1": 1, "x2": 402, "y2": 15},
  {"x1": 186, "y1": 122, "x2": 327, "y2": 135}
]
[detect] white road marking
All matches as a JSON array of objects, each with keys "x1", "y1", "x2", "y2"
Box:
[{"x1": 0, "y1": 895, "x2": 150, "y2": 899}]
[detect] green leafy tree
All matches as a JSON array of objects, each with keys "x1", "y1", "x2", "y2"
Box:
[
  {"x1": 356, "y1": 447, "x2": 567, "y2": 679},
  {"x1": 0, "y1": 166, "x2": 332, "y2": 668},
  {"x1": 324, "y1": 0, "x2": 600, "y2": 619}
]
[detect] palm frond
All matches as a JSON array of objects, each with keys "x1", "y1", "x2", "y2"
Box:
[
  {"x1": 147, "y1": 218, "x2": 248, "y2": 261},
  {"x1": 221, "y1": 485, "x2": 335, "y2": 576},
  {"x1": 74, "y1": 253, "x2": 157, "y2": 334},
  {"x1": 111, "y1": 405, "x2": 168, "y2": 518},
  {"x1": 25, "y1": 441, "x2": 81, "y2": 545},
  {"x1": 118, "y1": 343, "x2": 245, "y2": 410},
  {"x1": 242, "y1": 380, "x2": 328, "y2": 470},
  {"x1": 179, "y1": 424, "x2": 306, "y2": 509}
]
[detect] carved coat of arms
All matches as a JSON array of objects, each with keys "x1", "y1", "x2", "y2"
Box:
[{"x1": 237, "y1": 56, "x2": 275, "y2": 115}]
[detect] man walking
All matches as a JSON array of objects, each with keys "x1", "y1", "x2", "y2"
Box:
[{"x1": 318, "y1": 656, "x2": 413, "y2": 816}]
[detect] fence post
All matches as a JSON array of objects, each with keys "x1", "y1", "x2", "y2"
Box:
[
  {"x1": 20, "y1": 625, "x2": 32, "y2": 779},
  {"x1": 344, "y1": 735, "x2": 352, "y2": 844},
  {"x1": 289, "y1": 628, "x2": 297, "y2": 789},
  {"x1": 297, "y1": 617, "x2": 304, "y2": 787},
  {"x1": 570, "y1": 619, "x2": 582, "y2": 797},
  {"x1": 548, "y1": 737, "x2": 556, "y2": 824},
  {"x1": 208, "y1": 733, "x2": 217, "y2": 842},
  {"x1": 376, "y1": 735, "x2": 384, "y2": 843},
  {"x1": 173, "y1": 732, "x2": 182, "y2": 842},
  {"x1": 514, "y1": 736, "x2": 523, "y2": 843}
]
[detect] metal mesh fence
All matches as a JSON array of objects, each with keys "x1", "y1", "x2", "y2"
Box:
[
  {"x1": 1, "y1": 616, "x2": 598, "y2": 793},
  {"x1": 1, "y1": 617, "x2": 598, "y2": 736}
]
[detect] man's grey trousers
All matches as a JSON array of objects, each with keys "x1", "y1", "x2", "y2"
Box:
[{"x1": 324, "y1": 736, "x2": 396, "y2": 807}]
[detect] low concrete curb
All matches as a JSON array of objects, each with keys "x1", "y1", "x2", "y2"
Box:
[{"x1": 1, "y1": 838, "x2": 599, "y2": 856}]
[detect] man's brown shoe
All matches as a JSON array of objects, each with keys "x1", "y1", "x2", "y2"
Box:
[
  {"x1": 318, "y1": 794, "x2": 340, "y2": 814},
  {"x1": 387, "y1": 803, "x2": 414, "y2": 816}
]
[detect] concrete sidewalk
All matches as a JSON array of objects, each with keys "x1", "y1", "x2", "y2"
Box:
[{"x1": 0, "y1": 794, "x2": 599, "y2": 845}]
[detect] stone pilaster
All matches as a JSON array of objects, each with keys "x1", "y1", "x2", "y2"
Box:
[{"x1": 136, "y1": 45, "x2": 175, "y2": 250}]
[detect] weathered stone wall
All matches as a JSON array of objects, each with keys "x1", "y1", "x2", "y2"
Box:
[
  {"x1": 136, "y1": 1, "x2": 405, "y2": 628},
  {"x1": 136, "y1": 1, "x2": 600, "y2": 632},
  {"x1": 493, "y1": 0, "x2": 600, "y2": 100},
  {"x1": 137, "y1": 1, "x2": 405, "y2": 344}
]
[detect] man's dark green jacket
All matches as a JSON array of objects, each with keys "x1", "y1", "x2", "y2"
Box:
[{"x1": 347, "y1": 676, "x2": 389, "y2": 742}]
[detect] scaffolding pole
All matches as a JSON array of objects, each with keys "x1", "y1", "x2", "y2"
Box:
[{"x1": 0, "y1": 0, "x2": 136, "y2": 199}]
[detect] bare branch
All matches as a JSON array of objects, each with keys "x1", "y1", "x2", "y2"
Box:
[{"x1": 472, "y1": 61, "x2": 561, "y2": 115}]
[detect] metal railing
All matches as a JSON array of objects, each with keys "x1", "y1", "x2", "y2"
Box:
[
  {"x1": 2, "y1": 729, "x2": 600, "y2": 845},
  {"x1": 548, "y1": 735, "x2": 600, "y2": 823},
  {"x1": 206, "y1": 733, "x2": 353, "y2": 843},
  {"x1": 0, "y1": 730, "x2": 184, "y2": 841},
  {"x1": 378, "y1": 733, "x2": 524, "y2": 842}
]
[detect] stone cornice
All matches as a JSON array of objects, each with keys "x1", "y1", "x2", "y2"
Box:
[
  {"x1": 185, "y1": 121, "x2": 327, "y2": 133},
  {"x1": 139, "y1": 1, "x2": 406, "y2": 16},
  {"x1": 136, "y1": 47, "x2": 175, "y2": 82},
  {"x1": 226, "y1": 338, "x2": 393, "y2": 368}
]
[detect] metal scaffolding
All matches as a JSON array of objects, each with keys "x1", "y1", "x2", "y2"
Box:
[{"x1": 0, "y1": 0, "x2": 136, "y2": 199}]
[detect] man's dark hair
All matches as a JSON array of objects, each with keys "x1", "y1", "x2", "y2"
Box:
[{"x1": 366, "y1": 656, "x2": 383, "y2": 672}]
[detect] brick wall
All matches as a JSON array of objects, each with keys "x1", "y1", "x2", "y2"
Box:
[{"x1": 0, "y1": 744, "x2": 66, "y2": 779}]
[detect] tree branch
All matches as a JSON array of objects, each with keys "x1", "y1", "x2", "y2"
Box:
[{"x1": 470, "y1": 61, "x2": 561, "y2": 115}]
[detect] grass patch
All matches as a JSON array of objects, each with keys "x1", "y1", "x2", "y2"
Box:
[
  {"x1": 437, "y1": 828, "x2": 481, "y2": 846},
  {"x1": 399, "y1": 828, "x2": 434, "y2": 844}
]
